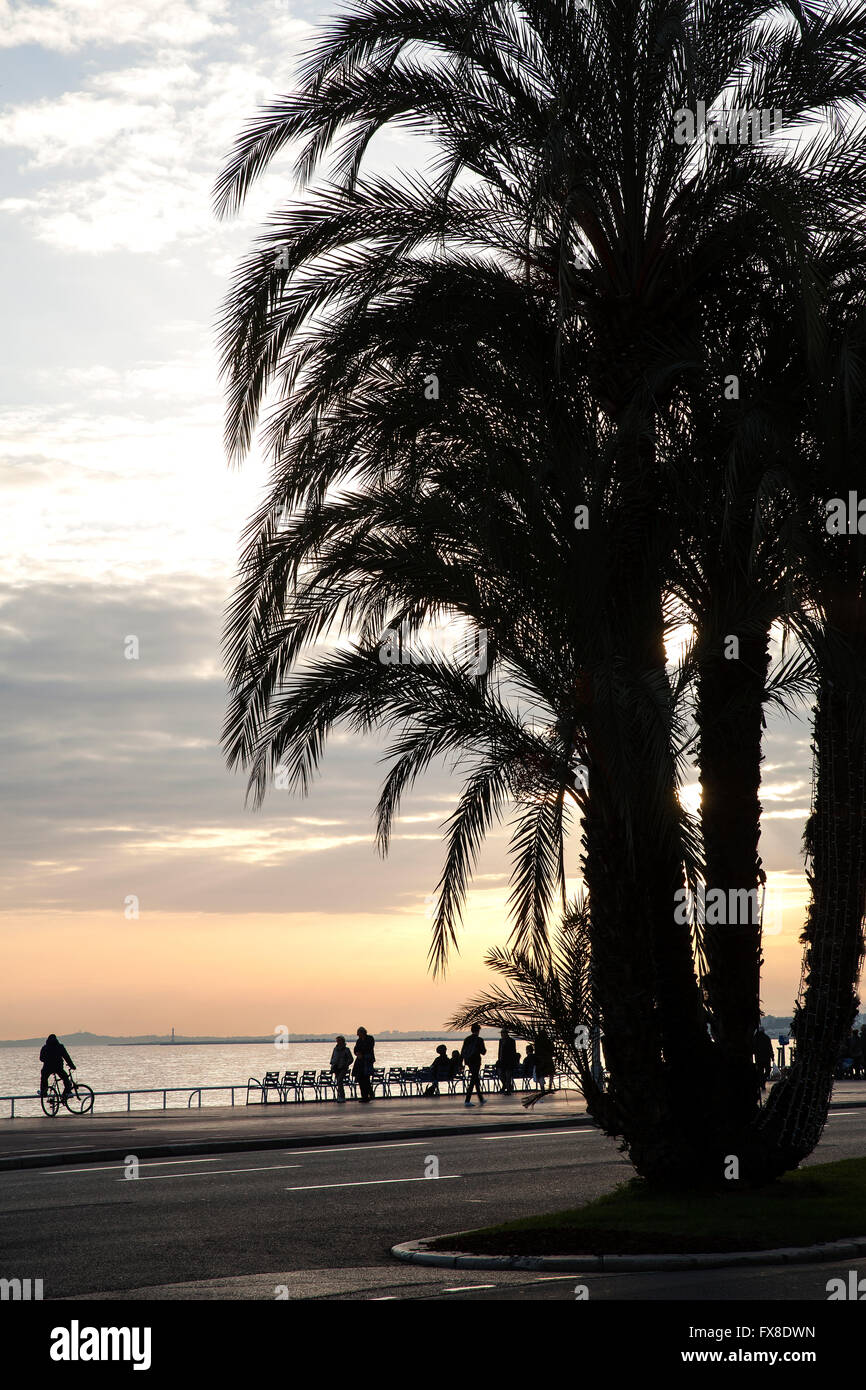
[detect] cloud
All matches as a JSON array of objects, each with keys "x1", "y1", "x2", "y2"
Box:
[
  {"x1": 0, "y1": 580, "x2": 492, "y2": 915},
  {"x1": 0, "y1": 351, "x2": 265, "y2": 585},
  {"x1": 0, "y1": 34, "x2": 311, "y2": 252},
  {"x1": 0, "y1": 0, "x2": 234, "y2": 54}
]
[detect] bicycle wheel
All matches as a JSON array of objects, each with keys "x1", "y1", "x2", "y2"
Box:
[
  {"x1": 40, "y1": 1080, "x2": 63, "y2": 1116},
  {"x1": 65, "y1": 1082, "x2": 94, "y2": 1115}
]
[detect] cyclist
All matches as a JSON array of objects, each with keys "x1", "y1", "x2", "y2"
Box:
[{"x1": 39, "y1": 1034, "x2": 76, "y2": 1099}]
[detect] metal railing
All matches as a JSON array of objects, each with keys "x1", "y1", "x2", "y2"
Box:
[
  {"x1": 0, "y1": 1072, "x2": 570, "y2": 1118},
  {"x1": 0, "y1": 1085, "x2": 244, "y2": 1119}
]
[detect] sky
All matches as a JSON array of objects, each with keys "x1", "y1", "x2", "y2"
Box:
[{"x1": 0, "y1": 0, "x2": 819, "y2": 1039}]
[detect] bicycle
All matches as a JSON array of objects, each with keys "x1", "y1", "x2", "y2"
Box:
[{"x1": 40, "y1": 1072, "x2": 94, "y2": 1116}]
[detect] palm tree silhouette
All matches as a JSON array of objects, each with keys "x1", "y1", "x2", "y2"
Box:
[{"x1": 215, "y1": 0, "x2": 866, "y2": 1184}]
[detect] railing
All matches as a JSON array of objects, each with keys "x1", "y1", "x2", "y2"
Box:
[
  {"x1": 0, "y1": 1071, "x2": 573, "y2": 1119},
  {"x1": 0, "y1": 1085, "x2": 244, "y2": 1119}
]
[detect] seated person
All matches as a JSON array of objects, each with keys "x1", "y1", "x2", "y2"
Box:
[{"x1": 426, "y1": 1045, "x2": 451, "y2": 1095}]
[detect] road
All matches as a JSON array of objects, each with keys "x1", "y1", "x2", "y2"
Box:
[{"x1": 2, "y1": 1110, "x2": 865, "y2": 1301}]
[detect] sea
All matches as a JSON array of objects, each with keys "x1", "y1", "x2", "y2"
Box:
[{"x1": 0, "y1": 1040, "x2": 488, "y2": 1116}]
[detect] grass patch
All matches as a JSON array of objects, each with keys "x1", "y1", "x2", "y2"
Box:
[{"x1": 429, "y1": 1156, "x2": 866, "y2": 1256}]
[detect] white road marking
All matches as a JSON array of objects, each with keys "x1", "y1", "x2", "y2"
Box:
[
  {"x1": 38, "y1": 1144, "x2": 428, "y2": 1176},
  {"x1": 116, "y1": 1163, "x2": 304, "y2": 1181},
  {"x1": 280, "y1": 1142, "x2": 425, "y2": 1157},
  {"x1": 442, "y1": 1285, "x2": 496, "y2": 1292},
  {"x1": 286, "y1": 1175, "x2": 461, "y2": 1192},
  {"x1": 479, "y1": 1130, "x2": 593, "y2": 1140},
  {"x1": 42, "y1": 1156, "x2": 233, "y2": 1175},
  {"x1": 11, "y1": 1147, "x2": 101, "y2": 1157},
  {"x1": 33, "y1": 1131, "x2": 587, "y2": 1180}
]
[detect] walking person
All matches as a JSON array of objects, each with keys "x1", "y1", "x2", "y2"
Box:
[
  {"x1": 497, "y1": 1028, "x2": 518, "y2": 1094},
  {"x1": 461, "y1": 1022, "x2": 486, "y2": 1106},
  {"x1": 353, "y1": 1026, "x2": 376, "y2": 1102},
  {"x1": 39, "y1": 1034, "x2": 76, "y2": 1099},
  {"x1": 330, "y1": 1034, "x2": 353, "y2": 1102}
]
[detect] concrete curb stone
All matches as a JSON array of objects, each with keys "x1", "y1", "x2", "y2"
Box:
[{"x1": 391, "y1": 1233, "x2": 866, "y2": 1273}]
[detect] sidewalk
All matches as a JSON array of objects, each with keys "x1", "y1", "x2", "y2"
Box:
[
  {"x1": 2, "y1": 1081, "x2": 862, "y2": 1174},
  {"x1": 0, "y1": 1090, "x2": 589, "y2": 1171}
]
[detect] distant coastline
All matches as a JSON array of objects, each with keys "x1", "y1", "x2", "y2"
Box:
[
  {"x1": 0, "y1": 1029, "x2": 495, "y2": 1048},
  {"x1": 0, "y1": 1017, "x2": 829, "y2": 1048}
]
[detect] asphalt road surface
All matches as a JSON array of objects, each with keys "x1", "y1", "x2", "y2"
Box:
[{"x1": 3, "y1": 1111, "x2": 865, "y2": 1301}]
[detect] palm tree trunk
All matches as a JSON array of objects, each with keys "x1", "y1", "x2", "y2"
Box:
[
  {"x1": 581, "y1": 793, "x2": 682, "y2": 1174},
  {"x1": 697, "y1": 626, "x2": 772, "y2": 1128},
  {"x1": 754, "y1": 659, "x2": 866, "y2": 1174},
  {"x1": 581, "y1": 574, "x2": 715, "y2": 1180}
]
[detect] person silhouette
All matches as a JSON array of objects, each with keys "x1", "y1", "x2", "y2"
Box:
[
  {"x1": 330, "y1": 1035, "x2": 353, "y2": 1102},
  {"x1": 39, "y1": 1034, "x2": 76, "y2": 1099},
  {"x1": 754, "y1": 1028, "x2": 774, "y2": 1087},
  {"x1": 497, "y1": 1029, "x2": 518, "y2": 1093},
  {"x1": 534, "y1": 1033, "x2": 555, "y2": 1096},
  {"x1": 461, "y1": 1022, "x2": 486, "y2": 1106},
  {"x1": 426, "y1": 1044, "x2": 450, "y2": 1096},
  {"x1": 353, "y1": 1026, "x2": 376, "y2": 1102}
]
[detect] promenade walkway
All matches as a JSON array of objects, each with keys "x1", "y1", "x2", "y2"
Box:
[
  {"x1": 2, "y1": 1080, "x2": 863, "y2": 1171},
  {"x1": 0, "y1": 1089, "x2": 590, "y2": 1170}
]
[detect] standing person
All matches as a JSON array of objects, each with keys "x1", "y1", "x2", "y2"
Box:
[
  {"x1": 330, "y1": 1035, "x2": 353, "y2": 1103},
  {"x1": 754, "y1": 1027, "x2": 774, "y2": 1087},
  {"x1": 461, "y1": 1022, "x2": 486, "y2": 1106},
  {"x1": 353, "y1": 1026, "x2": 376, "y2": 1102},
  {"x1": 497, "y1": 1029, "x2": 518, "y2": 1094},
  {"x1": 534, "y1": 1033, "x2": 555, "y2": 1096},
  {"x1": 39, "y1": 1034, "x2": 76, "y2": 1099},
  {"x1": 522, "y1": 1044, "x2": 536, "y2": 1089}
]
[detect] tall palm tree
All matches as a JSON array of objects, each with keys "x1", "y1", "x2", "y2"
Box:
[
  {"x1": 756, "y1": 257, "x2": 866, "y2": 1175},
  {"x1": 667, "y1": 255, "x2": 809, "y2": 1129},
  {"x1": 215, "y1": 0, "x2": 866, "y2": 1184}
]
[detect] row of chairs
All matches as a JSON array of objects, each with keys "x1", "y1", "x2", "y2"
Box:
[{"x1": 246, "y1": 1065, "x2": 558, "y2": 1104}]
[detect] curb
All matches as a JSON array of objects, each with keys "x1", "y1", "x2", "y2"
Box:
[
  {"x1": 0, "y1": 1114, "x2": 595, "y2": 1172},
  {"x1": 391, "y1": 1234, "x2": 866, "y2": 1273}
]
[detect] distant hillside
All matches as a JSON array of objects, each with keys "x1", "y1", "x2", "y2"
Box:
[
  {"x1": 4, "y1": 1018, "x2": 861, "y2": 1048},
  {"x1": 0, "y1": 1028, "x2": 499, "y2": 1047}
]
